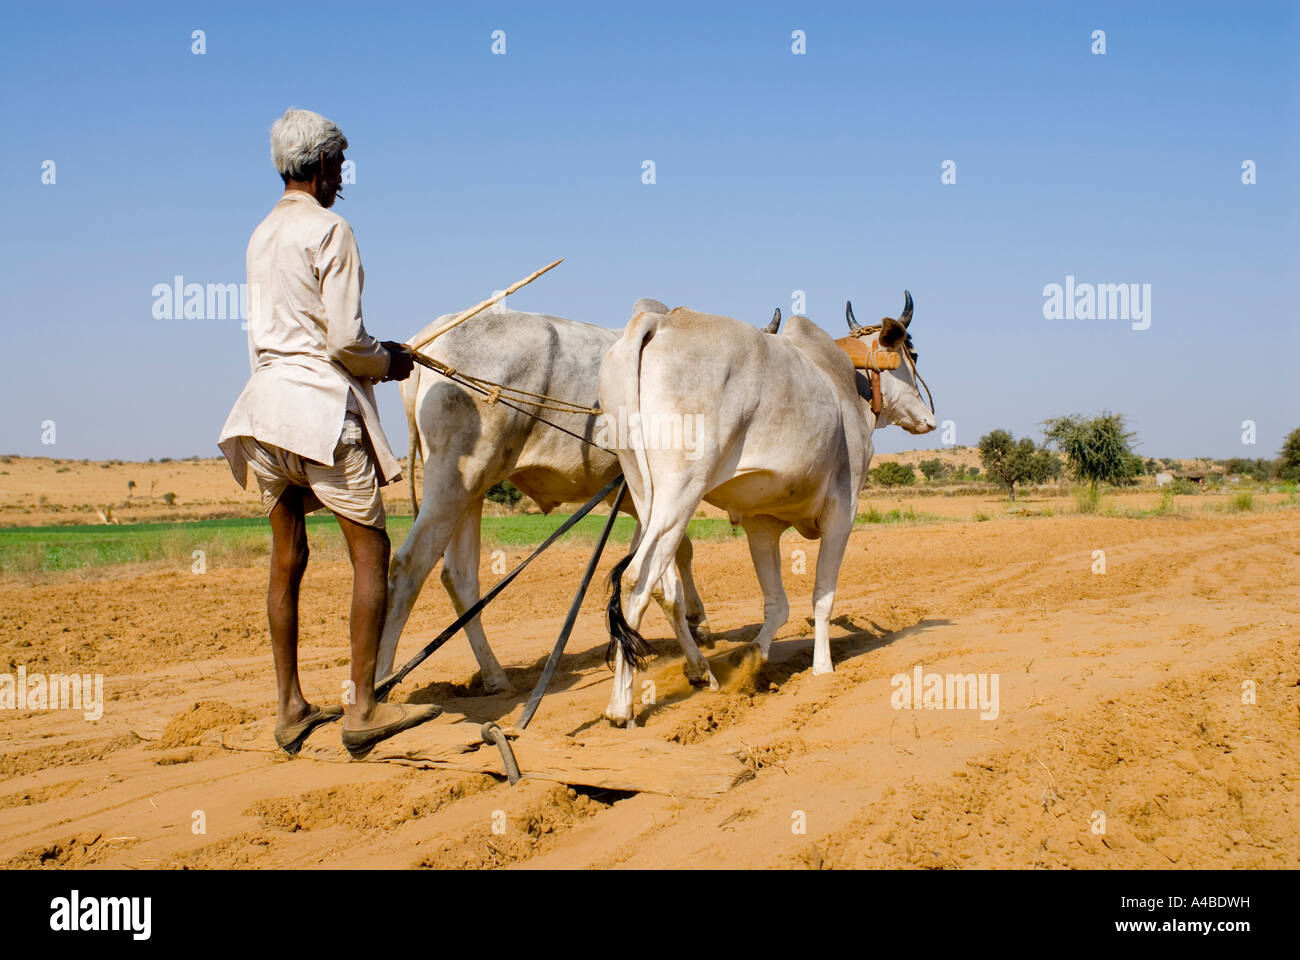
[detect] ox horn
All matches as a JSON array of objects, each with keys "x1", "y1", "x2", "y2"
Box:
[
  {"x1": 765, "y1": 307, "x2": 781, "y2": 334},
  {"x1": 899, "y1": 289, "x2": 913, "y2": 328},
  {"x1": 845, "y1": 300, "x2": 861, "y2": 331}
]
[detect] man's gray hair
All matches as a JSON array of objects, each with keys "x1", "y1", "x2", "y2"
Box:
[{"x1": 270, "y1": 108, "x2": 348, "y2": 181}]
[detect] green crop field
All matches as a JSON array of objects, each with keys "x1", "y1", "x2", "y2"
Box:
[{"x1": 0, "y1": 513, "x2": 746, "y2": 574}]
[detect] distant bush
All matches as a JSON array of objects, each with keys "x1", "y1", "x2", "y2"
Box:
[
  {"x1": 1231, "y1": 491, "x2": 1254, "y2": 512},
  {"x1": 918, "y1": 458, "x2": 946, "y2": 481},
  {"x1": 872, "y1": 462, "x2": 916, "y2": 487},
  {"x1": 485, "y1": 480, "x2": 523, "y2": 506},
  {"x1": 978, "y1": 429, "x2": 1045, "y2": 501},
  {"x1": 162, "y1": 492, "x2": 177, "y2": 506},
  {"x1": 1279, "y1": 428, "x2": 1300, "y2": 483},
  {"x1": 1043, "y1": 412, "x2": 1139, "y2": 498},
  {"x1": 1074, "y1": 485, "x2": 1102, "y2": 514}
]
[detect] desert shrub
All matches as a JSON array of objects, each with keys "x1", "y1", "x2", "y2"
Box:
[
  {"x1": 978, "y1": 429, "x2": 1042, "y2": 501},
  {"x1": 1279, "y1": 428, "x2": 1300, "y2": 482},
  {"x1": 1074, "y1": 485, "x2": 1102, "y2": 514},
  {"x1": 918, "y1": 458, "x2": 946, "y2": 481},
  {"x1": 485, "y1": 480, "x2": 522, "y2": 506},
  {"x1": 1043, "y1": 412, "x2": 1139, "y2": 498},
  {"x1": 872, "y1": 462, "x2": 916, "y2": 487}
]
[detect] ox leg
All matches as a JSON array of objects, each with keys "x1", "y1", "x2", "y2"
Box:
[
  {"x1": 810, "y1": 506, "x2": 853, "y2": 676},
  {"x1": 440, "y1": 498, "x2": 513, "y2": 695},
  {"x1": 658, "y1": 564, "x2": 717, "y2": 689},
  {"x1": 605, "y1": 512, "x2": 697, "y2": 726},
  {"x1": 378, "y1": 502, "x2": 461, "y2": 680},
  {"x1": 675, "y1": 536, "x2": 713, "y2": 647},
  {"x1": 742, "y1": 516, "x2": 790, "y2": 661}
]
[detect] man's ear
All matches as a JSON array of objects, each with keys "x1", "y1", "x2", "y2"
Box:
[{"x1": 879, "y1": 315, "x2": 907, "y2": 348}]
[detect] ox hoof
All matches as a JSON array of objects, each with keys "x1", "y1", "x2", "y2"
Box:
[
  {"x1": 689, "y1": 620, "x2": 715, "y2": 648},
  {"x1": 481, "y1": 675, "x2": 516, "y2": 696},
  {"x1": 604, "y1": 708, "x2": 634, "y2": 728},
  {"x1": 686, "y1": 668, "x2": 718, "y2": 690}
]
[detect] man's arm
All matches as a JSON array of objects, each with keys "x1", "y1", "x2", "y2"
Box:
[{"x1": 316, "y1": 221, "x2": 391, "y2": 380}]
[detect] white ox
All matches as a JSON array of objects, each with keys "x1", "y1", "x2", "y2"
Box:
[
  {"x1": 376, "y1": 301, "x2": 716, "y2": 693},
  {"x1": 597, "y1": 293, "x2": 936, "y2": 725}
]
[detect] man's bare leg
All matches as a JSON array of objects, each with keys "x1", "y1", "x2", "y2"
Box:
[
  {"x1": 334, "y1": 511, "x2": 412, "y2": 730},
  {"x1": 268, "y1": 487, "x2": 313, "y2": 726}
]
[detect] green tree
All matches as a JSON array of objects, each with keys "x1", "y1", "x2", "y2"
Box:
[
  {"x1": 485, "y1": 480, "x2": 523, "y2": 506},
  {"x1": 918, "y1": 458, "x2": 946, "y2": 482},
  {"x1": 872, "y1": 461, "x2": 916, "y2": 487},
  {"x1": 978, "y1": 429, "x2": 1038, "y2": 501},
  {"x1": 1029, "y1": 449, "x2": 1063, "y2": 483},
  {"x1": 1042, "y1": 412, "x2": 1139, "y2": 497},
  {"x1": 1279, "y1": 428, "x2": 1300, "y2": 482}
]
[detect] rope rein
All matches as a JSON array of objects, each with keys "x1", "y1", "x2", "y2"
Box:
[
  {"x1": 846, "y1": 324, "x2": 935, "y2": 416},
  {"x1": 412, "y1": 353, "x2": 603, "y2": 416},
  {"x1": 408, "y1": 350, "x2": 614, "y2": 454}
]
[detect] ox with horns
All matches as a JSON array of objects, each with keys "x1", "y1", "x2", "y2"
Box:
[
  {"x1": 376, "y1": 298, "x2": 789, "y2": 693},
  {"x1": 597, "y1": 292, "x2": 935, "y2": 725}
]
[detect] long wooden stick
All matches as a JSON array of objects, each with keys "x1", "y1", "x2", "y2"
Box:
[{"x1": 407, "y1": 258, "x2": 564, "y2": 352}]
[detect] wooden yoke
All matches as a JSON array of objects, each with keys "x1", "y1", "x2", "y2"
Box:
[
  {"x1": 834, "y1": 335, "x2": 902, "y2": 371},
  {"x1": 835, "y1": 334, "x2": 898, "y2": 417}
]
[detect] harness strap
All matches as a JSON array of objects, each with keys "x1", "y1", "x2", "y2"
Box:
[
  {"x1": 375, "y1": 474, "x2": 625, "y2": 701},
  {"x1": 408, "y1": 350, "x2": 614, "y2": 454},
  {"x1": 517, "y1": 480, "x2": 628, "y2": 730}
]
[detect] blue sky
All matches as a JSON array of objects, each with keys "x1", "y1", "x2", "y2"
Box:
[{"x1": 1, "y1": 0, "x2": 1295, "y2": 462}]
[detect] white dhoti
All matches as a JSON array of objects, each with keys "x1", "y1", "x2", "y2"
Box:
[{"x1": 237, "y1": 414, "x2": 385, "y2": 529}]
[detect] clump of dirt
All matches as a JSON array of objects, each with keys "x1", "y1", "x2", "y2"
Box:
[
  {"x1": 153, "y1": 748, "x2": 205, "y2": 765},
  {"x1": 668, "y1": 694, "x2": 761, "y2": 744},
  {"x1": 708, "y1": 644, "x2": 768, "y2": 694},
  {"x1": 151, "y1": 700, "x2": 256, "y2": 749},
  {"x1": 5, "y1": 831, "x2": 139, "y2": 868},
  {"x1": 0, "y1": 778, "x2": 85, "y2": 809},
  {"x1": 415, "y1": 784, "x2": 617, "y2": 869},
  {"x1": 171, "y1": 830, "x2": 277, "y2": 868},
  {"x1": 738, "y1": 736, "x2": 808, "y2": 774},
  {"x1": 1, "y1": 735, "x2": 139, "y2": 779},
  {"x1": 249, "y1": 772, "x2": 498, "y2": 833}
]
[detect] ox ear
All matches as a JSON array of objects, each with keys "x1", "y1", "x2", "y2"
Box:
[
  {"x1": 764, "y1": 307, "x2": 781, "y2": 334},
  {"x1": 879, "y1": 314, "x2": 908, "y2": 349}
]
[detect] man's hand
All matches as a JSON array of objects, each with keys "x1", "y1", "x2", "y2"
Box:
[{"x1": 380, "y1": 341, "x2": 414, "y2": 382}]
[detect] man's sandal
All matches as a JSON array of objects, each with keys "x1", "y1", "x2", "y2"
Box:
[
  {"x1": 342, "y1": 702, "x2": 443, "y2": 760},
  {"x1": 274, "y1": 703, "x2": 344, "y2": 757}
]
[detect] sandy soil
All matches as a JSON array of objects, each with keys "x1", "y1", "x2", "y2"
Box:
[{"x1": 1, "y1": 505, "x2": 1296, "y2": 869}]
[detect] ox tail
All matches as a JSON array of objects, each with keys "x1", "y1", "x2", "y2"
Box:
[
  {"x1": 604, "y1": 553, "x2": 654, "y2": 671},
  {"x1": 622, "y1": 309, "x2": 661, "y2": 523},
  {"x1": 602, "y1": 309, "x2": 664, "y2": 673},
  {"x1": 403, "y1": 371, "x2": 422, "y2": 517}
]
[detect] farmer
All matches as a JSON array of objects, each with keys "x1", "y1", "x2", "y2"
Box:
[{"x1": 218, "y1": 108, "x2": 441, "y2": 759}]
